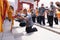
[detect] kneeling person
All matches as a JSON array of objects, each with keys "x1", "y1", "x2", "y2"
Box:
[{"x1": 18, "y1": 9, "x2": 37, "y2": 33}]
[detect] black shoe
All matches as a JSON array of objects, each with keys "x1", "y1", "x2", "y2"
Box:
[
  {"x1": 49, "y1": 25, "x2": 53, "y2": 28},
  {"x1": 55, "y1": 23, "x2": 58, "y2": 25}
]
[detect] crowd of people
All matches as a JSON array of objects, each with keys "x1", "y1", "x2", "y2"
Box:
[
  {"x1": 16, "y1": 2, "x2": 59, "y2": 28},
  {"x1": 36, "y1": 2, "x2": 59, "y2": 27},
  {"x1": 15, "y1": 2, "x2": 60, "y2": 33},
  {"x1": 31, "y1": 2, "x2": 59, "y2": 27}
]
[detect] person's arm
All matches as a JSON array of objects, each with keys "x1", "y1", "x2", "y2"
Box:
[
  {"x1": 42, "y1": 8, "x2": 46, "y2": 16},
  {"x1": 17, "y1": 15, "x2": 23, "y2": 20},
  {"x1": 43, "y1": 11, "x2": 45, "y2": 16},
  {"x1": 17, "y1": 15, "x2": 28, "y2": 21}
]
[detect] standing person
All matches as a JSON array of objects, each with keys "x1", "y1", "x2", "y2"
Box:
[
  {"x1": 7, "y1": 6, "x2": 14, "y2": 31},
  {"x1": 53, "y1": 7, "x2": 58, "y2": 25},
  {"x1": 48, "y1": 10, "x2": 54, "y2": 27},
  {"x1": 48, "y1": 2, "x2": 54, "y2": 27},
  {"x1": 35, "y1": 8, "x2": 39, "y2": 23},
  {"x1": 39, "y1": 4, "x2": 45, "y2": 25},
  {"x1": 31, "y1": 8, "x2": 36, "y2": 23},
  {"x1": 45, "y1": 6, "x2": 49, "y2": 23},
  {"x1": 50, "y1": 2, "x2": 58, "y2": 25}
]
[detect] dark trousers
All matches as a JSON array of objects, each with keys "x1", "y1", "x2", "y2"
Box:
[
  {"x1": 47, "y1": 15, "x2": 49, "y2": 23},
  {"x1": 37, "y1": 16, "x2": 40, "y2": 23},
  {"x1": 39, "y1": 16, "x2": 45, "y2": 25},
  {"x1": 26, "y1": 26, "x2": 37, "y2": 33},
  {"x1": 54, "y1": 17, "x2": 58, "y2": 24},
  {"x1": 48, "y1": 16, "x2": 53, "y2": 26},
  {"x1": 32, "y1": 17, "x2": 36, "y2": 23}
]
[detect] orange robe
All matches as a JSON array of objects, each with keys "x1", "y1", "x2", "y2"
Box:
[
  {"x1": 35, "y1": 9, "x2": 39, "y2": 16},
  {"x1": 56, "y1": 10, "x2": 60, "y2": 19},
  {"x1": 3, "y1": 0, "x2": 9, "y2": 21},
  {"x1": 0, "y1": 0, "x2": 3, "y2": 32},
  {"x1": 0, "y1": 0, "x2": 9, "y2": 32}
]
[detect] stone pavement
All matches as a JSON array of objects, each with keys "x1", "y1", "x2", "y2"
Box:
[
  {"x1": 0, "y1": 20, "x2": 60, "y2": 40},
  {"x1": 35, "y1": 21, "x2": 60, "y2": 34}
]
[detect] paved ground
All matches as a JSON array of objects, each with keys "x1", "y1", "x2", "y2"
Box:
[
  {"x1": 0, "y1": 20, "x2": 60, "y2": 40},
  {"x1": 35, "y1": 23, "x2": 60, "y2": 34}
]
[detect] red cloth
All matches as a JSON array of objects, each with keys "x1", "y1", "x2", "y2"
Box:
[{"x1": 2, "y1": 1, "x2": 7, "y2": 21}]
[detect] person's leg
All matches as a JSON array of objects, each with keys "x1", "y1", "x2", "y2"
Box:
[
  {"x1": 39, "y1": 16, "x2": 42, "y2": 25},
  {"x1": 10, "y1": 19, "x2": 13, "y2": 32},
  {"x1": 25, "y1": 19, "x2": 37, "y2": 33},
  {"x1": 48, "y1": 16, "x2": 52, "y2": 26},
  {"x1": 54, "y1": 17, "x2": 58, "y2": 24},
  {"x1": 37, "y1": 16, "x2": 38, "y2": 23},
  {"x1": 25, "y1": 19, "x2": 32, "y2": 33},
  {"x1": 34, "y1": 17, "x2": 35, "y2": 23},
  {"x1": 25, "y1": 19, "x2": 30, "y2": 33},
  {"x1": 47, "y1": 15, "x2": 49, "y2": 23},
  {"x1": 42, "y1": 16, "x2": 45, "y2": 25},
  {"x1": 48, "y1": 16, "x2": 50, "y2": 26},
  {"x1": 10, "y1": 17, "x2": 14, "y2": 32},
  {"x1": 48, "y1": 16, "x2": 49, "y2": 23},
  {"x1": 26, "y1": 26, "x2": 37, "y2": 33},
  {"x1": 26, "y1": 26, "x2": 32, "y2": 33},
  {"x1": 49, "y1": 16, "x2": 53, "y2": 27},
  {"x1": 32, "y1": 17, "x2": 35, "y2": 23},
  {"x1": 32, "y1": 17, "x2": 34, "y2": 22},
  {"x1": 37, "y1": 16, "x2": 40, "y2": 23}
]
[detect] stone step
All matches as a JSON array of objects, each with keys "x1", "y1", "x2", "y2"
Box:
[{"x1": 35, "y1": 23, "x2": 60, "y2": 34}]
